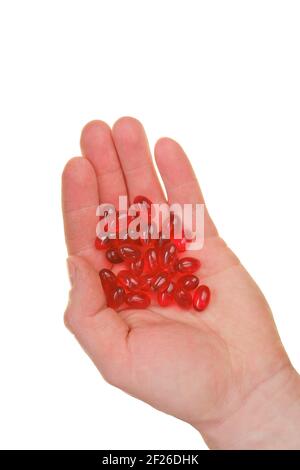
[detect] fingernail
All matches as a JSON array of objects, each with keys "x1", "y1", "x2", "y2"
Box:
[{"x1": 66, "y1": 258, "x2": 76, "y2": 286}]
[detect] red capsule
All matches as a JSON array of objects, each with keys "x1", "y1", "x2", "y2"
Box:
[
  {"x1": 159, "y1": 242, "x2": 177, "y2": 268},
  {"x1": 157, "y1": 281, "x2": 175, "y2": 307},
  {"x1": 106, "y1": 247, "x2": 123, "y2": 264},
  {"x1": 193, "y1": 285, "x2": 211, "y2": 312},
  {"x1": 95, "y1": 235, "x2": 111, "y2": 251},
  {"x1": 128, "y1": 258, "x2": 144, "y2": 276},
  {"x1": 125, "y1": 292, "x2": 151, "y2": 309},
  {"x1": 117, "y1": 228, "x2": 131, "y2": 243},
  {"x1": 139, "y1": 273, "x2": 155, "y2": 291},
  {"x1": 118, "y1": 244, "x2": 141, "y2": 261},
  {"x1": 172, "y1": 237, "x2": 186, "y2": 252},
  {"x1": 166, "y1": 260, "x2": 177, "y2": 274},
  {"x1": 177, "y1": 274, "x2": 199, "y2": 291},
  {"x1": 144, "y1": 247, "x2": 159, "y2": 272},
  {"x1": 175, "y1": 257, "x2": 201, "y2": 273},
  {"x1": 116, "y1": 213, "x2": 136, "y2": 239},
  {"x1": 174, "y1": 287, "x2": 192, "y2": 309},
  {"x1": 117, "y1": 211, "x2": 130, "y2": 233},
  {"x1": 106, "y1": 286, "x2": 125, "y2": 309},
  {"x1": 133, "y1": 195, "x2": 152, "y2": 207},
  {"x1": 139, "y1": 223, "x2": 158, "y2": 246},
  {"x1": 133, "y1": 195, "x2": 154, "y2": 218},
  {"x1": 151, "y1": 272, "x2": 169, "y2": 291},
  {"x1": 156, "y1": 232, "x2": 169, "y2": 249},
  {"x1": 127, "y1": 224, "x2": 141, "y2": 243},
  {"x1": 117, "y1": 270, "x2": 140, "y2": 291},
  {"x1": 139, "y1": 226, "x2": 152, "y2": 246},
  {"x1": 99, "y1": 268, "x2": 117, "y2": 290}
]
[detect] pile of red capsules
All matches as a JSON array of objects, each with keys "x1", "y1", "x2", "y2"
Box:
[{"x1": 95, "y1": 196, "x2": 210, "y2": 312}]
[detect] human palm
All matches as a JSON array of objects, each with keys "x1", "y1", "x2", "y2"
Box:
[{"x1": 62, "y1": 117, "x2": 293, "y2": 447}]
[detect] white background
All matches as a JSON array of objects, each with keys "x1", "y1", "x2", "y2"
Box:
[{"x1": 0, "y1": 0, "x2": 299, "y2": 450}]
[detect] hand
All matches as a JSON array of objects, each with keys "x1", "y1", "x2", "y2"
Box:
[{"x1": 62, "y1": 117, "x2": 300, "y2": 449}]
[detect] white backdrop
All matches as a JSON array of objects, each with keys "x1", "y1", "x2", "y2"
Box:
[{"x1": 0, "y1": 0, "x2": 299, "y2": 450}]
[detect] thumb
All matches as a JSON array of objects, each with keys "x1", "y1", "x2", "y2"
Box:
[
  {"x1": 65, "y1": 255, "x2": 106, "y2": 324},
  {"x1": 65, "y1": 255, "x2": 129, "y2": 384}
]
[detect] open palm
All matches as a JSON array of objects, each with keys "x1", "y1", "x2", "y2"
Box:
[{"x1": 62, "y1": 117, "x2": 293, "y2": 447}]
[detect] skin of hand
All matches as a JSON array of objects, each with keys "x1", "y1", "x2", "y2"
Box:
[{"x1": 62, "y1": 117, "x2": 300, "y2": 450}]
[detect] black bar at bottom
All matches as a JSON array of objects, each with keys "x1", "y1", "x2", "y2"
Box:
[{"x1": 0, "y1": 450, "x2": 300, "y2": 466}]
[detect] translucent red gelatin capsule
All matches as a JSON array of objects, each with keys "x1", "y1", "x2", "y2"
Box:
[
  {"x1": 139, "y1": 222, "x2": 157, "y2": 246},
  {"x1": 156, "y1": 233, "x2": 169, "y2": 249},
  {"x1": 129, "y1": 258, "x2": 144, "y2": 276},
  {"x1": 133, "y1": 195, "x2": 154, "y2": 218},
  {"x1": 159, "y1": 242, "x2": 177, "y2": 268},
  {"x1": 157, "y1": 281, "x2": 175, "y2": 307},
  {"x1": 193, "y1": 285, "x2": 211, "y2": 312},
  {"x1": 166, "y1": 261, "x2": 177, "y2": 275},
  {"x1": 117, "y1": 211, "x2": 130, "y2": 233},
  {"x1": 175, "y1": 257, "x2": 201, "y2": 273},
  {"x1": 139, "y1": 273, "x2": 154, "y2": 291},
  {"x1": 125, "y1": 292, "x2": 151, "y2": 309},
  {"x1": 133, "y1": 195, "x2": 152, "y2": 207},
  {"x1": 106, "y1": 247, "x2": 123, "y2": 263},
  {"x1": 151, "y1": 272, "x2": 169, "y2": 291},
  {"x1": 118, "y1": 244, "x2": 141, "y2": 261},
  {"x1": 174, "y1": 287, "x2": 192, "y2": 309},
  {"x1": 117, "y1": 270, "x2": 140, "y2": 291},
  {"x1": 177, "y1": 274, "x2": 199, "y2": 291},
  {"x1": 99, "y1": 268, "x2": 117, "y2": 290},
  {"x1": 127, "y1": 226, "x2": 140, "y2": 242},
  {"x1": 127, "y1": 214, "x2": 135, "y2": 225},
  {"x1": 144, "y1": 247, "x2": 159, "y2": 272},
  {"x1": 107, "y1": 286, "x2": 125, "y2": 309},
  {"x1": 172, "y1": 237, "x2": 186, "y2": 252},
  {"x1": 117, "y1": 229, "x2": 131, "y2": 243},
  {"x1": 95, "y1": 236, "x2": 111, "y2": 251}
]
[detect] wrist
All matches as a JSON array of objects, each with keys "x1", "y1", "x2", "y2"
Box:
[{"x1": 197, "y1": 365, "x2": 300, "y2": 450}]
